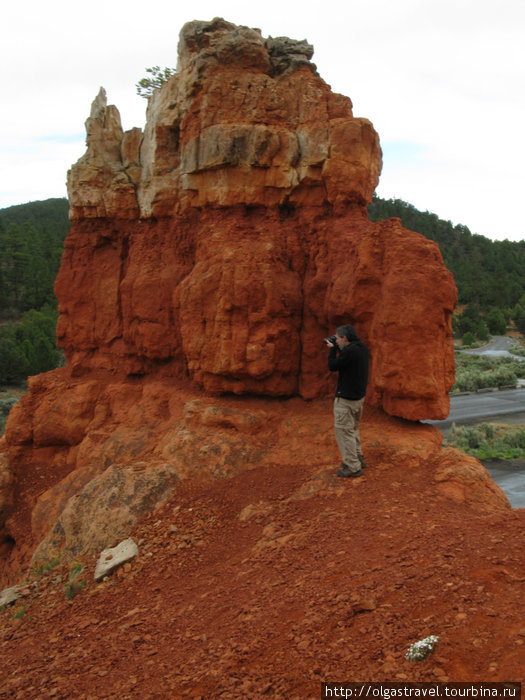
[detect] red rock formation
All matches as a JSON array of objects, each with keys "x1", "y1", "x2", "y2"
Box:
[
  {"x1": 0, "y1": 18, "x2": 467, "y2": 584},
  {"x1": 61, "y1": 17, "x2": 456, "y2": 418}
]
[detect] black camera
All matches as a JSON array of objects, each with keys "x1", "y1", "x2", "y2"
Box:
[{"x1": 324, "y1": 335, "x2": 337, "y2": 346}]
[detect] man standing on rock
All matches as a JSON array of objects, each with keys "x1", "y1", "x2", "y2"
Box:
[{"x1": 326, "y1": 325, "x2": 369, "y2": 478}]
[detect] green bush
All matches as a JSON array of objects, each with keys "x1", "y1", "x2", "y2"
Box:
[
  {"x1": 0, "y1": 305, "x2": 61, "y2": 384},
  {"x1": 486, "y1": 309, "x2": 507, "y2": 335},
  {"x1": 476, "y1": 320, "x2": 489, "y2": 341},
  {"x1": 0, "y1": 396, "x2": 19, "y2": 436},
  {"x1": 510, "y1": 343, "x2": 525, "y2": 358},
  {"x1": 446, "y1": 423, "x2": 525, "y2": 460},
  {"x1": 453, "y1": 353, "x2": 523, "y2": 392},
  {"x1": 461, "y1": 332, "x2": 477, "y2": 347}
]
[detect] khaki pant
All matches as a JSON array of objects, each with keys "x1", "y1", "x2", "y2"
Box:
[{"x1": 333, "y1": 396, "x2": 365, "y2": 472}]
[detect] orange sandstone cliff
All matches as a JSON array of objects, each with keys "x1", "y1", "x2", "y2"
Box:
[
  {"x1": 60, "y1": 18, "x2": 456, "y2": 415},
  {"x1": 2, "y1": 18, "x2": 507, "y2": 590}
]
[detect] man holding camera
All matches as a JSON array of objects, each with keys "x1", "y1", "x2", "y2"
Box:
[{"x1": 325, "y1": 324, "x2": 369, "y2": 478}]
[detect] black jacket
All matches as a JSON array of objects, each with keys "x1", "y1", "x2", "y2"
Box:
[{"x1": 328, "y1": 341, "x2": 369, "y2": 400}]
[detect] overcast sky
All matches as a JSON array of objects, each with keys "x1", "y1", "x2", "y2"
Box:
[{"x1": 1, "y1": 0, "x2": 524, "y2": 241}]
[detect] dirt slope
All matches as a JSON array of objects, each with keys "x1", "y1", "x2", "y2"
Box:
[{"x1": 2, "y1": 445, "x2": 524, "y2": 699}]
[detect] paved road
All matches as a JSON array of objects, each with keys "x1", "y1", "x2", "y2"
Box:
[
  {"x1": 482, "y1": 460, "x2": 525, "y2": 509},
  {"x1": 426, "y1": 389, "x2": 525, "y2": 508},
  {"x1": 428, "y1": 339, "x2": 525, "y2": 507},
  {"x1": 427, "y1": 388, "x2": 525, "y2": 429},
  {"x1": 462, "y1": 335, "x2": 525, "y2": 360},
  {"x1": 428, "y1": 335, "x2": 525, "y2": 428}
]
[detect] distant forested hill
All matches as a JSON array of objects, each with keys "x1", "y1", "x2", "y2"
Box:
[
  {"x1": 368, "y1": 195, "x2": 525, "y2": 311},
  {"x1": 0, "y1": 198, "x2": 69, "y2": 318},
  {"x1": 0, "y1": 198, "x2": 69, "y2": 383}
]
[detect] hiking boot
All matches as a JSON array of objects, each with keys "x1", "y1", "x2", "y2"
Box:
[
  {"x1": 358, "y1": 454, "x2": 367, "y2": 469},
  {"x1": 337, "y1": 464, "x2": 363, "y2": 478}
]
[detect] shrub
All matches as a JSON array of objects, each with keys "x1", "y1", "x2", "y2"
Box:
[
  {"x1": 446, "y1": 423, "x2": 525, "y2": 460},
  {"x1": 486, "y1": 309, "x2": 507, "y2": 335},
  {"x1": 510, "y1": 343, "x2": 525, "y2": 358},
  {"x1": 0, "y1": 396, "x2": 20, "y2": 437},
  {"x1": 461, "y1": 332, "x2": 476, "y2": 347},
  {"x1": 0, "y1": 305, "x2": 61, "y2": 384},
  {"x1": 64, "y1": 562, "x2": 87, "y2": 600},
  {"x1": 452, "y1": 353, "x2": 522, "y2": 392}
]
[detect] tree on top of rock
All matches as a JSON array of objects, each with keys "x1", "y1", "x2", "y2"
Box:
[{"x1": 136, "y1": 66, "x2": 176, "y2": 98}]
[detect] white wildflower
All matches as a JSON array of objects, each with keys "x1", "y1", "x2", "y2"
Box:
[{"x1": 405, "y1": 635, "x2": 440, "y2": 661}]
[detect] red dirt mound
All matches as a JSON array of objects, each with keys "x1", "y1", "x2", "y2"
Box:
[{"x1": 2, "y1": 431, "x2": 523, "y2": 698}]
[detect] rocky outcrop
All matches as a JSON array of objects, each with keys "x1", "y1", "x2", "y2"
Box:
[
  {"x1": 54, "y1": 210, "x2": 455, "y2": 417},
  {"x1": 68, "y1": 19, "x2": 381, "y2": 219},
  {"x1": 0, "y1": 18, "x2": 466, "y2": 584},
  {"x1": 61, "y1": 17, "x2": 456, "y2": 419},
  {"x1": 31, "y1": 462, "x2": 178, "y2": 569}
]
